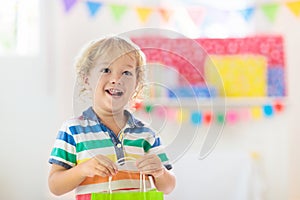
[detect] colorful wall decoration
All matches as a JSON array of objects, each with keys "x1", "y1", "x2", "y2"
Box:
[
  {"x1": 132, "y1": 36, "x2": 286, "y2": 125},
  {"x1": 133, "y1": 36, "x2": 286, "y2": 97}
]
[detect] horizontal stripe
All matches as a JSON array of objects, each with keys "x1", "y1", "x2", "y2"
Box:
[
  {"x1": 79, "y1": 171, "x2": 147, "y2": 186},
  {"x1": 56, "y1": 131, "x2": 76, "y2": 146},
  {"x1": 77, "y1": 154, "x2": 117, "y2": 164},
  {"x1": 124, "y1": 153, "x2": 143, "y2": 160},
  {"x1": 48, "y1": 155, "x2": 75, "y2": 168},
  {"x1": 77, "y1": 139, "x2": 114, "y2": 152},
  {"x1": 48, "y1": 158, "x2": 73, "y2": 169},
  {"x1": 158, "y1": 153, "x2": 169, "y2": 162},
  {"x1": 76, "y1": 179, "x2": 152, "y2": 195},
  {"x1": 52, "y1": 139, "x2": 76, "y2": 153},
  {"x1": 123, "y1": 132, "x2": 155, "y2": 142},
  {"x1": 69, "y1": 124, "x2": 107, "y2": 135},
  {"x1": 74, "y1": 131, "x2": 109, "y2": 143},
  {"x1": 151, "y1": 137, "x2": 161, "y2": 148},
  {"x1": 124, "y1": 127, "x2": 155, "y2": 134},
  {"x1": 50, "y1": 148, "x2": 76, "y2": 164},
  {"x1": 76, "y1": 193, "x2": 91, "y2": 200},
  {"x1": 123, "y1": 139, "x2": 152, "y2": 152},
  {"x1": 123, "y1": 146, "x2": 145, "y2": 155},
  {"x1": 77, "y1": 148, "x2": 117, "y2": 161}
]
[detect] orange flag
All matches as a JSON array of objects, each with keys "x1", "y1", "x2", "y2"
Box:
[
  {"x1": 158, "y1": 8, "x2": 173, "y2": 22},
  {"x1": 286, "y1": 1, "x2": 300, "y2": 17}
]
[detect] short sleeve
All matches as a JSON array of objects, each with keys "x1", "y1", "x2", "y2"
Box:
[
  {"x1": 48, "y1": 121, "x2": 77, "y2": 169},
  {"x1": 147, "y1": 133, "x2": 172, "y2": 170}
]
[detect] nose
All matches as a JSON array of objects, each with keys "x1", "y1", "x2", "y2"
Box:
[{"x1": 110, "y1": 73, "x2": 122, "y2": 85}]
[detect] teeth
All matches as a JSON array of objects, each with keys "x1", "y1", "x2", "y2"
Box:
[
  {"x1": 107, "y1": 88, "x2": 123, "y2": 96},
  {"x1": 109, "y1": 89, "x2": 121, "y2": 94}
]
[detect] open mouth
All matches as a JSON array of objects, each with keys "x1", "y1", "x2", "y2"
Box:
[{"x1": 105, "y1": 88, "x2": 124, "y2": 97}]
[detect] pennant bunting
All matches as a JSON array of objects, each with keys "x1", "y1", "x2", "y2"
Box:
[
  {"x1": 62, "y1": 0, "x2": 77, "y2": 13},
  {"x1": 261, "y1": 3, "x2": 280, "y2": 22},
  {"x1": 240, "y1": 7, "x2": 255, "y2": 21},
  {"x1": 135, "y1": 7, "x2": 153, "y2": 23},
  {"x1": 186, "y1": 7, "x2": 206, "y2": 26},
  {"x1": 86, "y1": 1, "x2": 102, "y2": 17},
  {"x1": 158, "y1": 8, "x2": 173, "y2": 22},
  {"x1": 286, "y1": 1, "x2": 300, "y2": 17},
  {"x1": 60, "y1": 1, "x2": 300, "y2": 24},
  {"x1": 110, "y1": 4, "x2": 128, "y2": 22}
]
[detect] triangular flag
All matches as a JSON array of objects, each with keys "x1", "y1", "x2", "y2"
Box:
[
  {"x1": 187, "y1": 7, "x2": 206, "y2": 26},
  {"x1": 286, "y1": 1, "x2": 300, "y2": 17},
  {"x1": 110, "y1": 4, "x2": 128, "y2": 21},
  {"x1": 240, "y1": 7, "x2": 255, "y2": 21},
  {"x1": 135, "y1": 7, "x2": 153, "y2": 23},
  {"x1": 86, "y1": 1, "x2": 102, "y2": 17},
  {"x1": 158, "y1": 8, "x2": 173, "y2": 22},
  {"x1": 62, "y1": 0, "x2": 77, "y2": 13},
  {"x1": 261, "y1": 3, "x2": 280, "y2": 22}
]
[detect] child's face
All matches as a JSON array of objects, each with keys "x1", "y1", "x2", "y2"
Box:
[{"x1": 88, "y1": 55, "x2": 137, "y2": 113}]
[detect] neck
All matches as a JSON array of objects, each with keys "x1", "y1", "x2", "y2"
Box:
[{"x1": 92, "y1": 106, "x2": 127, "y2": 135}]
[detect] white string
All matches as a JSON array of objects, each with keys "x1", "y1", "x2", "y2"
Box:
[{"x1": 108, "y1": 176, "x2": 112, "y2": 194}]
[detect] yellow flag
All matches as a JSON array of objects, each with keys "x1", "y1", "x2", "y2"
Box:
[
  {"x1": 286, "y1": 1, "x2": 300, "y2": 17},
  {"x1": 135, "y1": 7, "x2": 153, "y2": 23}
]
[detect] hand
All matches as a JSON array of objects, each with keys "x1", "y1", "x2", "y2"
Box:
[
  {"x1": 77, "y1": 155, "x2": 118, "y2": 178},
  {"x1": 136, "y1": 154, "x2": 165, "y2": 178}
]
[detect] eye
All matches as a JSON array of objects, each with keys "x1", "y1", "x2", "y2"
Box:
[
  {"x1": 123, "y1": 71, "x2": 133, "y2": 76},
  {"x1": 100, "y1": 68, "x2": 110, "y2": 73}
]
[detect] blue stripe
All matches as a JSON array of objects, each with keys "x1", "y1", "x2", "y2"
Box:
[
  {"x1": 124, "y1": 127, "x2": 155, "y2": 134},
  {"x1": 69, "y1": 124, "x2": 107, "y2": 135},
  {"x1": 48, "y1": 158, "x2": 72, "y2": 169},
  {"x1": 151, "y1": 137, "x2": 161, "y2": 148},
  {"x1": 57, "y1": 131, "x2": 76, "y2": 146}
]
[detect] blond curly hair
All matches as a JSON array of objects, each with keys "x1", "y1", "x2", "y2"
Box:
[{"x1": 75, "y1": 35, "x2": 146, "y2": 100}]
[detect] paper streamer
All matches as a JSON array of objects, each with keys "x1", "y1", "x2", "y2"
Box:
[
  {"x1": 86, "y1": 1, "x2": 102, "y2": 17},
  {"x1": 135, "y1": 7, "x2": 153, "y2": 23},
  {"x1": 110, "y1": 4, "x2": 128, "y2": 21},
  {"x1": 62, "y1": 0, "x2": 77, "y2": 12},
  {"x1": 158, "y1": 8, "x2": 173, "y2": 22},
  {"x1": 286, "y1": 1, "x2": 300, "y2": 17},
  {"x1": 261, "y1": 3, "x2": 280, "y2": 22},
  {"x1": 240, "y1": 7, "x2": 255, "y2": 22}
]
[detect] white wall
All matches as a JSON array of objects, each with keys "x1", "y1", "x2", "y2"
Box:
[{"x1": 0, "y1": 0, "x2": 299, "y2": 199}]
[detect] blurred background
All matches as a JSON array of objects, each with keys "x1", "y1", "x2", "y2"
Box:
[{"x1": 0, "y1": 0, "x2": 300, "y2": 199}]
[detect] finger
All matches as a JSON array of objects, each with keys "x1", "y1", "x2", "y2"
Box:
[
  {"x1": 136, "y1": 155, "x2": 161, "y2": 169},
  {"x1": 95, "y1": 156, "x2": 118, "y2": 174},
  {"x1": 95, "y1": 165, "x2": 111, "y2": 177},
  {"x1": 139, "y1": 163, "x2": 162, "y2": 173}
]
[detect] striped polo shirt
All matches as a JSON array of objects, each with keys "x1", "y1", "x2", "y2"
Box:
[{"x1": 49, "y1": 107, "x2": 172, "y2": 198}]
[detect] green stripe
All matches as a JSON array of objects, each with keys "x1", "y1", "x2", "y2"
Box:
[
  {"x1": 51, "y1": 148, "x2": 76, "y2": 164},
  {"x1": 123, "y1": 139, "x2": 152, "y2": 152},
  {"x1": 158, "y1": 153, "x2": 169, "y2": 162},
  {"x1": 77, "y1": 139, "x2": 114, "y2": 152}
]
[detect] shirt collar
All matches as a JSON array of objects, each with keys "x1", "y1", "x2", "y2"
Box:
[{"x1": 82, "y1": 106, "x2": 144, "y2": 128}]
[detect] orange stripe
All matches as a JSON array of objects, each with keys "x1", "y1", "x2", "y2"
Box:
[{"x1": 80, "y1": 171, "x2": 149, "y2": 185}]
